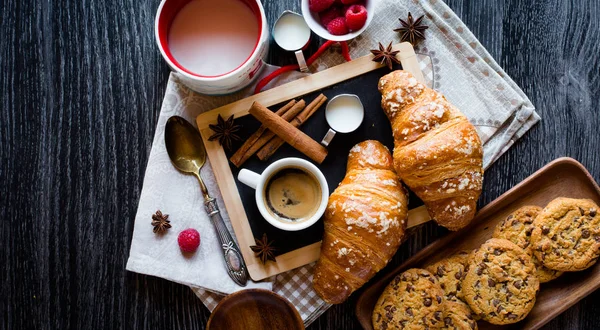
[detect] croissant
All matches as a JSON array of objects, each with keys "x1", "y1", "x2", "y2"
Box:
[
  {"x1": 313, "y1": 140, "x2": 408, "y2": 304},
  {"x1": 378, "y1": 70, "x2": 483, "y2": 231}
]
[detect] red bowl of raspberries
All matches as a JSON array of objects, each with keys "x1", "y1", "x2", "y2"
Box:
[{"x1": 301, "y1": 0, "x2": 374, "y2": 41}]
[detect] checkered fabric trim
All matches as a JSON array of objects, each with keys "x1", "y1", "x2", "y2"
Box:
[
  {"x1": 273, "y1": 263, "x2": 330, "y2": 323},
  {"x1": 191, "y1": 287, "x2": 221, "y2": 312},
  {"x1": 417, "y1": 53, "x2": 435, "y2": 87}
]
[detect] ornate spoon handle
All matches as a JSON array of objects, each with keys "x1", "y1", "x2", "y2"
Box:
[{"x1": 204, "y1": 197, "x2": 248, "y2": 287}]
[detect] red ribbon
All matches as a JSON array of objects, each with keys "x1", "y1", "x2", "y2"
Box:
[{"x1": 254, "y1": 41, "x2": 352, "y2": 94}]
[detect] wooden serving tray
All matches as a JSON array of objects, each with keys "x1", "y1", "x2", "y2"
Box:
[
  {"x1": 355, "y1": 157, "x2": 600, "y2": 330},
  {"x1": 195, "y1": 43, "x2": 432, "y2": 281}
]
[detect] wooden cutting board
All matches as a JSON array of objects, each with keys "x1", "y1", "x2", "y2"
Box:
[{"x1": 355, "y1": 157, "x2": 600, "y2": 330}]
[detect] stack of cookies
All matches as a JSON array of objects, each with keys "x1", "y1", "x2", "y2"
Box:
[{"x1": 372, "y1": 197, "x2": 600, "y2": 329}]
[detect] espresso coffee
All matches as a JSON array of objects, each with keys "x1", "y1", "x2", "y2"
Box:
[{"x1": 264, "y1": 168, "x2": 322, "y2": 222}]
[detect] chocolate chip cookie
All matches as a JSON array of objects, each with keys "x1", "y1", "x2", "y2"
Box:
[
  {"x1": 493, "y1": 205, "x2": 563, "y2": 283},
  {"x1": 463, "y1": 238, "x2": 539, "y2": 325},
  {"x1": 531, "y1": 198, "x2": 600, "y2": 272},
  {"x1": 373, "y1": 269, "x2": 445, "y2": 330},
  {"x1": 426, "y1": 251, "x2": 470, "y2": 301},
  {"x1": 442, "y1": 300, "x2": 478, "y2": 330},
  {"x1": 493, "y1": 205, "x2": 542, "y2": 249}
]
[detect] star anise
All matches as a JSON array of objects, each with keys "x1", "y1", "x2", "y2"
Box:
[
  {"x1": 208, "y1": 114, "x2": 241, "y2": 151},
  {"x1": 370, "y1": 42, "x2": 401, "y2": 70},
  {"x1": 151, "y1": 210, "x2": 171, "y2": 234},
  {"x1": 394, "y1": 12, "x2": 428, "y2": 45},
  {"x1": 250, "y1": 233, "x2": 277, "y2": 264}
]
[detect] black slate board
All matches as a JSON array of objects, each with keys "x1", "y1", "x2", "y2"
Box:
[{"x1": 224, "y1": 64, "x2": 424, "y2": 256}]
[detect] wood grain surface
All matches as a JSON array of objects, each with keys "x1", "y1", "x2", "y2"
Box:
[{"x1": 0, "y1": 0, "x2": 598, "y2": 329}]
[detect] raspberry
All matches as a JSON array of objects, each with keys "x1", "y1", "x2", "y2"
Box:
[
  {"x1": 320, "y1": 6, "x2": 342, "y2": 27},
  {"x1": 178, "y1": 228, "x2": 200, "y2": 253},
  {"x1": 327, "y1": 17, "x2": 349, "y2": 35},
  {"x1": 309, "y1": 0, "x2": 334, "y2": 13},
  {"x1": 345, "y1": 4, "x2": 368, "y2": 31},
  {"x1": 340, "y1": 0, "x2": 360, "y2": 4}
]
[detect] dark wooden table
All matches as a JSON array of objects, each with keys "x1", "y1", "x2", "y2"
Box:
[{"x1": 2, "y1": 0, "x2": 599, "y2": 329}]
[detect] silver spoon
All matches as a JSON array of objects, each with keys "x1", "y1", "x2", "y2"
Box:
[{"x1": 165, "y1": 116, "x2": 248, "y2": 286}]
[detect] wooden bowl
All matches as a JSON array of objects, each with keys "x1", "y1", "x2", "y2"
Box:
[{"x1": 207, "y1": 289, "x2": 304, "y2": 330}]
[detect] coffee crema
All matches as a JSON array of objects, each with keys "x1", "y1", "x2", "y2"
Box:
[{"x1": 264, "y1": 168, "x2": 322, "y2": 223}]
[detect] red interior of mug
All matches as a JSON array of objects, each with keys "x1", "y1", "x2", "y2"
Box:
[{"x1": 156, "y1": 0, "x2": 263, "y2": 78}]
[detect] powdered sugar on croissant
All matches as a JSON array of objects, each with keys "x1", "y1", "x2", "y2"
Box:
[
  {"x1": 312, "y1": 140, "x2": 408, "y2": 304},
  {"x1": 379, "y1": 70, "x2": 483, "y2": 231}
]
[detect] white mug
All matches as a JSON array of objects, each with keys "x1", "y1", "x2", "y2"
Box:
[
  {"x1": 155, "y1": 0, "x2": 269, "y2": 95},
  {"x1": 238, "y1": 158, "x2": 329, "y2": 231}
]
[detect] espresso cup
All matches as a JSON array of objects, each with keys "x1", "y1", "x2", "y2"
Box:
[{"x1": 238, "y1": 158, "x2": 329, "y2": 231}]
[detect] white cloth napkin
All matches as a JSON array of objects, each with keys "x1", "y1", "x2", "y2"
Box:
[
  {"x1": 126, "y1": 66, "x2": 305, "y2": 295},
  {"x1": 127, "y1": 0, "x2": 541, "y2": 323}
]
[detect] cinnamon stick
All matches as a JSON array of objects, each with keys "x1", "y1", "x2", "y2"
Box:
[
  {"x1": 257, "y1": 94, "x2": 327, "y2": 161},
  {"x1": 249, "y1": 101, "x2": 328, "y2": 164},
  {"x1": 229, "y1": 100, "x2": 304, "y2": 167}
]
